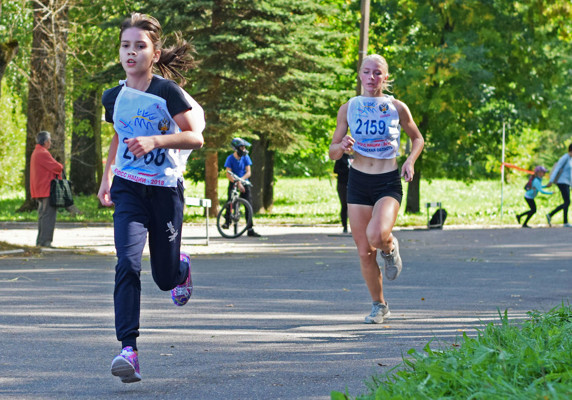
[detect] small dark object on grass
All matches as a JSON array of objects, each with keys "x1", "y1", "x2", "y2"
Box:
[{"x1": 429, "y1": 209, "x2": 447, "y2": 229}]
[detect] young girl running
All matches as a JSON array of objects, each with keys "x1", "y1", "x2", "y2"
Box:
[
  {"x1": 97, "y1": 13, "x2": 205, "y2": 383},
  {"x1": 517, "y1": 166, "x2": 553, "y2": 228},
  {"x1": 329, "y1": 54, "x2": 424, "y2": 324}
]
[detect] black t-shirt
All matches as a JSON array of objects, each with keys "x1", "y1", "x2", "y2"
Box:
[{"x1": 102, "y1": 76, "x2": 192, "y2": 124}]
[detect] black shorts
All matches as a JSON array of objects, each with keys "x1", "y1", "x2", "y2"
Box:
[{"x1": 347, "y1": 168, "x2": 403, "y2": 206}]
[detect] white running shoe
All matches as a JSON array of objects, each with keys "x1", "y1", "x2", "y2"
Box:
[
  {"x1": 379, "y1": 237, "x2": 402, "y2": 281},
  {"x1": 364, "y1": 302, "x2": 391, "y2": 324}
]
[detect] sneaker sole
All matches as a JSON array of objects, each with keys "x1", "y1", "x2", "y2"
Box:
[
  {"x1": 365, "y1": 310, "x2": 391, "y2": 324},
  {"x1": 111, "y1": 357, "x2": 141, "y2": 383}
]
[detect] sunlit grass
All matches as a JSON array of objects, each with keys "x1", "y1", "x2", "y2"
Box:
[
  {"x1": 333, "y1": 304, "x2": 572, "y2": 399},
  {"x1": 0, "y1": 176, "x2": 563, "y2": 227}
]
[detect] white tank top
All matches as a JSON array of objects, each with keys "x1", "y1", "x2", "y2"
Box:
[
  {"x1": 112, "y1": 86, "x2": 191, "y2": 187},
  {"x1": 346, "y1": 95, "x2": 401, "y2": 159}
]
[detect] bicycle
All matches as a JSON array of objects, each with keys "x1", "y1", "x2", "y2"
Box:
[{"x1": 216, "y1": 172, "x2": 254, "y2": 238}]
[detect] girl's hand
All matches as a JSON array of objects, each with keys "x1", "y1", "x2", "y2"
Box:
[
  {"x1": 97, "y1": 178, "x2": 114, "y2": 207},
  {"x1": 125, "y1": 136, "x2": 157, "y2": 158}
]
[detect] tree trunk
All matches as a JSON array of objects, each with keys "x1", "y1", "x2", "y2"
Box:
[
  {"x1": 262, "y1": 148, "x2": 274, "y2": 211},
  {"x1": 204, "y1": 149, "x2": 219, "y2": 217},
  {"x1": 70, "y1": 88, "x2": 102, "y2": 195},
  {"x1": 0, "y1": 40, "x2": 18, "y2": 98},
  {"x1": 19, "y1": 1, "x2": 68, "y2": 212},
  {"x1": 249, "y1": 137, "x2": 267, "y2": 213}
]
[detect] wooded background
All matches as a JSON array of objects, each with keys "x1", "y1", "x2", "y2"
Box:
[{"x1": 1, "y1": 0, "x2": 571, "y2": 216}]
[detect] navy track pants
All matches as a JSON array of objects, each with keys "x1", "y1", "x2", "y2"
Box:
[{"x1": 110, "y1": 176, "x2": 188, "y2": 349}]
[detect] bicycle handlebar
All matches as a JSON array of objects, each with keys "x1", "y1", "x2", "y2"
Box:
[{"x1": 227, "y1": 171, "x2": 252, "y2": 187}]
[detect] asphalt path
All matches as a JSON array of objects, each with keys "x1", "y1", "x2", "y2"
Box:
[{"x1": 0, "y1": 224, "x2": 570, "y2": 399}]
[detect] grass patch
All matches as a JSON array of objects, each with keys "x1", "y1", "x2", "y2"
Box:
[
  {"x1": 0, "y1": 177, "x2": 563, "y2": 226},
  {"x1": 333, "y1": 304, "x2": 572, "y2": 399}
]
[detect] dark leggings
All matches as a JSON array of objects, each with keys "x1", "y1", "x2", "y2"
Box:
[
  {"x1": 548, "y1": 183, "x2": 570, "y2": 224},
  {"x1": 518, "y1": 197, "x2": 536, "y2": 226},
  {"x1": 337, "y1": 177, "x2": 348, "y2": 230}
]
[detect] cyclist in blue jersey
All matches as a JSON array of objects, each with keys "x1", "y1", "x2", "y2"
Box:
[
  {"x1": 223, "y1": 138, "x2": 261, "y2": 237},
  {"x1": 97, "y1": 13, "x2": 205, "y2": 383},
  {"x1": 329, "y1": 54, "x2": 424, "y2": 324}
]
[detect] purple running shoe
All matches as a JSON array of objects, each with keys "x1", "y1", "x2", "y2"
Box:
[
  {"x1": 171, "y1": 252, "x2": 193, "y2": 306},
  {"x1": 111, "y1": 346, "x2": 141, "y2": 383}
]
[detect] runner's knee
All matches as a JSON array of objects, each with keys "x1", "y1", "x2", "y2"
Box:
[{"x1": 366, "y1": 225, "x2": 392, "y2": 249}]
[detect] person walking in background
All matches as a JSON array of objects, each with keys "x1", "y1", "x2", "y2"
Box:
[
  {"x1": 329, "y1": 54, "x2": 424, "y2": 324},
  {"x1": 30, "y1": 131, "x2": 63, "y2": 248},
  {"x1": 334, "y1": 153, "x2": 351, "y2": 233},
  {"x1": 516, "y1": 166, "x2": 553, "y2": 228},
  {"x1": 223, "y1": 137, "x2": 261, "y2": 237},
  {"x1": 546, "y1": 143, "x2": 572, "y2": 227},
  {"x1": 97, "y1": 13, "x2": 205, "y2": 383}
]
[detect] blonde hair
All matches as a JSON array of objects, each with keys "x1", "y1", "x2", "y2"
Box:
[{"x1": 360, "y1": 54, "x2": 393, "y2": 92}]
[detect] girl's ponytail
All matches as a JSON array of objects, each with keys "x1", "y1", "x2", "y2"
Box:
[
  {"x1": 156, "y1": 33, "x2": 198, "y2": 87},
  {"x1": 525, "y1": 174, "x2": 534, "y2": 191}
]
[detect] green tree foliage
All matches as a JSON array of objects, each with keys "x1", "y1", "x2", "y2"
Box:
[
  {"x1": 147, "y1": 0, "x2": 347, "y2": 150},
  {"x1": 0, "y1": 0, "x2": 31, "y2": 191},
  {"x1": 0, "y1": 81, "x2": 26, "y2": 191},
  {"x1": 67, "y1": 0, "x2": 141, "y2": 194},
  {"x1": 274, "y1": 0, "x2": 356, "y2": 177},
  {"x1": 2, "y1": 0, "x2": 572, "y2": 204},
  {"x1": 143, "y1": 0, "x2": 348, "y2": 211},
  {"x1": 20, "y1": 0, "x2": 70, "y2": 211},
  {"x1": 368, "y1": 0, "x2": 572, "y2": 180},
  {"x1": 0, "y1": 0, "x2": 32, "y2": 93}
]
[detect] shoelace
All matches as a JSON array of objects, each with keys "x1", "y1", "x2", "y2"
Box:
[
  {"x1": 173, "y1": 284, "x2": 192, "y2": 296},
  {"x1": 120, "y1": 349, "x2": 136, "y2": 362},
  {"x1": 370, "y1": 304, "x2": 383, "y2": 316},
  {"x1": 381, "y1": 251, "x2": 395, "y2": 264}
]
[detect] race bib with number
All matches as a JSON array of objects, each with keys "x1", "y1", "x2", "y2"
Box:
[
  {"x1": 112, "y1": 86, "x2": 189, "y2": 187},
  {"x1": 347, "y1": 95, "x2": 401, "y2": 159}
]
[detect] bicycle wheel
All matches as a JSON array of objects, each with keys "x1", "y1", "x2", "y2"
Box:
[{"x1": 216, "y1": 198, "x2": 253, "y2": 238}]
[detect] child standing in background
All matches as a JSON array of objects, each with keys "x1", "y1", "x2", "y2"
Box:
[{"x1": 516, "y1": 166, "x2": 553, "y2": 228}]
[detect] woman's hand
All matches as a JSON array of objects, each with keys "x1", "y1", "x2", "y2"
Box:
[
  {"x1": 340, "y1": 135, "x2": 355, "y2": 152},
  {"x1": 401, "y1": 160, "x2": 415, "y2": 183}
]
